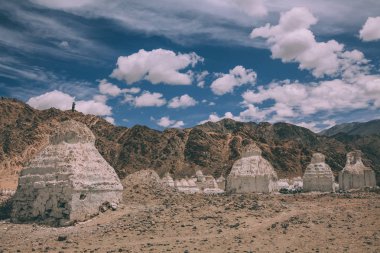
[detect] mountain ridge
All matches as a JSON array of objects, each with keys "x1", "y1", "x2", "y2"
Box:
[
  {"x1": 0, "y1": 97, "x2": 379, "y2": 189},
  {"x1": 320, "y1": 119, "x2": 380, "y2": 137}
]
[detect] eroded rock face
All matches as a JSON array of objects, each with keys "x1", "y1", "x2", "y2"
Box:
[
  {"x1": 226, "y1": 144, "x2": 278, "y2": 193},
  {"x1": 339, "y1": 150, "x2": 376, "y2": 190},
  {"x1": 11, "y1": 120, "x2": 123, "y2": 226},
  {"x1": 303, "y1": 153, "x2": 335, "y2": 192}
]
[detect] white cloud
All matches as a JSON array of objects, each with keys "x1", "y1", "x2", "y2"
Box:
[
  {"x1": 210, "y1": 65, "x2": 257, "y2": 95},
  {"x1": 196, "y1": 71, "x2": 209, "y2": 88},
  {"x1": 241, "y1": 74, "x2": 380, "y2": 121},
  {"x1": 250, "y1": 7, "x2": 364, "y2": 78},
  {"x1": 156, "y1": 116, "x2": 184, "y2": 128},
  {"x1": 93, "y1": 94, "x2": 108, "y2": 103},
  {"x1": 104, "y1": 116, "x2": 115, "y2": 125},
  {"x1": 233, "y1": 0, "x2": 267, "y2": 17},
  {"x1": 168, "y1": 94, "x2": 198, "y2": 109},
  {"x1": 31, "y1": 0, "x2": 92, "y2": 9},
  {"x1": 75, "y1": 100, "x2": 112, "y2": 116},
  {"x1": 126, "y1": 91, "x2": 166, "y2": 107},
  {"x1": 58, "y1": 41, "x2": 70, "y2": 49},
  {"x1": 98, "y1": 79, "x2": 122, "y2": 96},
  {"x1": 199, "y1": 112, "x2": 240, "y2": 124},
  {"x1": 27, "y1": 90, "x2": 112, "y2": 116},
  {"x1": 123, "y1": 87, "x2": 141, "y2": 94},
  {"x1": 24, "y1": 0, "x2": 380, "y2": 49},
  {"x1": 27, "y1": 90, "x2": 74, "y2": 110},
  {"x1": 359, "y1": 16, "x2": 380, "y2": 42},
  {"x1": 110, "y1": 49, "x2": 203, "y2": 85}
]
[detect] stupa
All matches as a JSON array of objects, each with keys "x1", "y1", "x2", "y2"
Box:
[
  {"x1": 11, "y1": 120, "x2": 123, "y2": 226},
  {"x1": 226, "y1": 143, "x2": 278, "y2": 193},
  {"x1": 303, "y1": 153, "x2": 335, "y2": 192},
  {"x1": 161, "y1": 172, "x2": 175, "y2": 187},
  {"x1": 339, "y1": 150, "x2": 376, "y2": 190}
]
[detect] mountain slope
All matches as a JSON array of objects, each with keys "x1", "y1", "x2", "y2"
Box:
[
  {"x1": 320, "y1": 119, "x2": 380, "y2": 136},
  {"x1": 0, "y1": 98, "x2": 379, "y2": 189}
]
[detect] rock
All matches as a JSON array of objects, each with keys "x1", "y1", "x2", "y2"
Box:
[
  {"x1": 303, "y1": 153, "x2": 335, "y2": 192},
  {"x1": 226, "y1": 143, "x2": 278, "y2": 193},
  {"x1": 110, "y1": 202, "x2": 118, "y2": 211},
  {"x1": 57, "y1": 235, "x2": 67, "y2": 241},
  {"x1": 339, "y1": 150, "x2": 376, "y2": 190},
  {"x1": 11, "y1": 120, "x2": 123, "y2": 226}
]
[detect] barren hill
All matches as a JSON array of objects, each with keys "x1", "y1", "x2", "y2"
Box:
[
  {"x1": 320, "y1": 119, "x2": 380, "y2": 137},
  {"x1": 0, "y1": 97, "x2": 379, "y2": 189}
]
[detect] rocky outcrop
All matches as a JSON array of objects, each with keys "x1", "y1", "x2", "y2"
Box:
[
  {"x1": 339, "y1": 150, "x2": 376, "y2": 190},
  {"x1": 303, "y1": 153, "x2": 335, "y2": 192},
  {"x1": 11, "y1": 120, "x2": 123, "y2": 226},
  {"x1": 226, "y1": 144, "x2": 278, "y2": 193}
]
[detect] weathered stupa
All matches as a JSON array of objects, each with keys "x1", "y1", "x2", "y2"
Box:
[
  {"x1": 303, "y1": 153, "x2": 335, "y2": 192},
  {"x1": 11, "y1": 120, "x2": 123, "y2": 226},
  {"x1": 161, "y1": 172, "x2": 175, "y2": 187},
  {"x1": 226, "y1": 143, "x2": 278, "y2": 193},
  {"x1": 339, "y1": 150, "x2": 376, "y2": 190}
]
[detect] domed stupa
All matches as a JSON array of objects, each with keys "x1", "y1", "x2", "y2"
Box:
[
  {"x1": 11, "y1": 120, "x2": 123, "y2": 226},
  {"x1": 339, "y1": 150, "x2": 376, "y2": 190},
  {"x1": 226, "y1": 143, "x2": 278, "y2": 193},
  {"x1": 303, "y1": 153, "x2": 335, "y2": 192}
]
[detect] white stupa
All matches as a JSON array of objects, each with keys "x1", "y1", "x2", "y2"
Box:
[
  {"x1": 339, "y1": 150, "x2": 376, "y2": 190},
  {"x1": 226, "y1": 143, "x2": 278, "y2": 193},
  {"x1": 303, "y1": 153, "x2": 335, "y2": 192},
  {"x1": 11, "y1": 120, "x2": 123, "y2": 226}
]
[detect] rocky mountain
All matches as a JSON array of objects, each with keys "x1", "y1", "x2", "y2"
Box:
[
  {"x1": 320, "y1": 119, "x2": 380, "y2": 136},
  {"x1": 1, "y1": 97, "x2": 379, "y2": 189}
]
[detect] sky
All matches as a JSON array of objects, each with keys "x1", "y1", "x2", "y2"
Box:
[{"x1": 0, "y1": 0, "x2": 380, "y2": 132}]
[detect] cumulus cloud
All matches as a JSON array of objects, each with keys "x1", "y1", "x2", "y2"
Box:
[
  {"x1": 168, "y1": 94, "x2": 198, "y2": 109},
  {"x1": 98, "y1": 79, "x2": 141, "y2": 97},
  {"x1": 27, "y1": 90, "x2": 74, "y2": 110},
  {"x1": 104, "y1": 116, "x2": 115, "y2": 125},
  {"x1": 210, "y1": 65, "x2": 257, "y2": 95},
  {"x1": 110, "y1": 49, "x2": 203, "y2": 85},
  {"x1": 196, "y1": 70, "x2": 209, "y2": 88},
  {"x1": 75, "y1": 100, "x2": 112, "y2": 116},
  {"x1": 250, "y1": 7, "x2": 365, "y2": 78},
  {"x1": 124, "y1": 91, "x2": 166, "y2": 107},
  {"x1": 156, "y1": 116, "x2": 184, "y2": 128},
  {"x1": 93, "y1": 94, "x2": 108, "y2": 103},
  {"x1": 27, "y1": 90, "x2": 112, "y2": 116},
  {"x1": 359, "y1": 16, "x2": 380, "y2": 42},
  {"x1": 99, "y1": 79, "x2": 122, "y2": 96},
  {"x1": 241, "y1": 74, "x2": 380, "y2": 122},
  {"x1": 199, "y1": 112, "x2": 237, "y2": 124}
]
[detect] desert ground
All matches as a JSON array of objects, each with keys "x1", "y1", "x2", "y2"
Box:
[{"x1": 1, "y1": 181, "x2": 379, "y2": 253}]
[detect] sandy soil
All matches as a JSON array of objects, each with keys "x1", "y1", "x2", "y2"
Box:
[{"x1": 0, "y1": 191, "x2": 379, "y2": 253}]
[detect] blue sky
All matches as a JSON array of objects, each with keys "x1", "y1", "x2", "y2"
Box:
[{"x1": 1, "y1": 0, "x2": 380, "y2": 131}]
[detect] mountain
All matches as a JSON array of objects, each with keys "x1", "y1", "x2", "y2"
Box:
[
  {"x1": 0, "y1": 97, "x2": 379, "y2": 189},
  {"x1": 320, "y1": 119, "x2": 380, "y2": 136}
]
